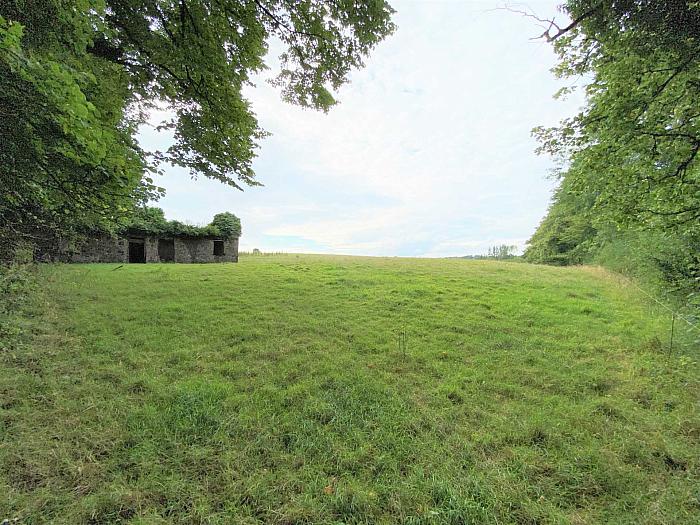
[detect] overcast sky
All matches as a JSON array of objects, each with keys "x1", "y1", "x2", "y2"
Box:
[{"x1": 138, "y1": 0, "x2": 584, "y2": 257}]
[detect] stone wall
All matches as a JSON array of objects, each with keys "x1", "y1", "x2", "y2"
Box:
[
  {"x1": 64, "y1": 235, "x2": 128, "y2": 263},
  {"x1": 174, "y1": 237, "x2": 238, "y2": 263},
  {"x1": 64, "y1": 234, "x2": 239, "y2": 263},
  {"x1": 145, "y1": 237, "x2": 160, "y2": 263}
]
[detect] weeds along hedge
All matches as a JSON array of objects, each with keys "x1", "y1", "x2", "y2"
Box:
[
  {"x1": 0, "y1": 262, "x2": 37, "y2": 352},
  {"x1": 0, "y1": 241, "x2": 40, "y2": 351},
  {"x1": 592, "y1": 230, "x2": 700, "y2": 316},
  {"x1": 526, "y1": 219, "x2": 700, "y2": 319}
]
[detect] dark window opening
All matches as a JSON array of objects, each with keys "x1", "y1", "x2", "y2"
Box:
[
  {"x1": 213, "y1": 240, "x2": 225, "y2": 256},
  {"x1": 128, "y1": 240, "x2": 146, "y2": 263},
  {"x1": 158, "y1": 238, "x2": 175, "y2": 262}
]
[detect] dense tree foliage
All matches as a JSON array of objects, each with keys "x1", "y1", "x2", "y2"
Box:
[
  {"x1": 525, "y1": 177, "x2": 597, "y2": 266},
  {"x1": 126, "y1": 206, "x2": 241, "y2": 238},
  {"x1": 1, "y1": 9, "x2": 153, "y2": 255},
  {"x1": 525, "y1": 1, "x2": 700, "y2": 310},
  {"x1": 1, "y1": 0, "x2": 395, "y2": 258},
  {"x1": 210, "y1": 212, "x2": 242, "y2": 238}
]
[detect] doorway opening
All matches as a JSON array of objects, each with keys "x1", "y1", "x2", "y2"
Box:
[
  {"x1": 213, "y1": 240, "x2": 225, "y2": 256},
  {"x1": 128, "y1": 240, "x2": 146, "y2": 263}
]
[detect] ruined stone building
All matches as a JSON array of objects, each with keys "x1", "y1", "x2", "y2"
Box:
[{"x1": 64, "y1": 232, "x2": 239, "y2": 263}]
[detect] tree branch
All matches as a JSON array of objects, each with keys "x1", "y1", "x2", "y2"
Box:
[
  {"x1": 253, "y1": 0, "x2": 325, "y2": 40},
  {"x1": 499, "y1": 2, "x2": 603, "y2": 42}
]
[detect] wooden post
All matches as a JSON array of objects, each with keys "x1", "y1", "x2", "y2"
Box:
[{"x1": 669, "y1": 313, "x2": 675, "y2": 355}]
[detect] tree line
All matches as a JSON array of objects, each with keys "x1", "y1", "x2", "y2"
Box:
[{"x1": 523, "y1": 1, "x2": 700, "y2": 312}]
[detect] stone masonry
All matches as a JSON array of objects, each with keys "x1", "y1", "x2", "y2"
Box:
[{"x1": 63, "y1": 234, "x2": 239, "y2": 263}]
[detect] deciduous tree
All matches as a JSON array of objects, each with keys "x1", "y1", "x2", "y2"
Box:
[{"x1": 0, "y1": 0, "x2": 395, "y2": 257}]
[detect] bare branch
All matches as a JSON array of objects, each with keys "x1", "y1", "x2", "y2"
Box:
[{"x1": 498, "y1": 2, "x2": 603, "y2": 42}]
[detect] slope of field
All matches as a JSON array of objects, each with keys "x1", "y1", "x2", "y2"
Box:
[{"x1": 1, "y1": 255, "x2": 698, "y2": 524}]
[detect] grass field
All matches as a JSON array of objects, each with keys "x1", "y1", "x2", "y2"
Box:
[{"x1": 1, "y1": 255, "x2": 698, "y2": 524}]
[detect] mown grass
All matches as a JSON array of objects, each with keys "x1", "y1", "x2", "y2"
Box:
[{"x1": 1, "y1": 255, "x2": 698, "y2": 524}]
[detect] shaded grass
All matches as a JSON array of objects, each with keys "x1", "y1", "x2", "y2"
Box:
[{"x1": 1, "y1": 255, "x2": 698, "y2": 524}]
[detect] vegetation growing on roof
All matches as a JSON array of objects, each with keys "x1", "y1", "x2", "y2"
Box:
[
  {"x1": 210, "y1": 212, "x2": 242, "y2": 239},
  {"x1": 124, "y1": 207, "x2": 241, "y2": 239}
]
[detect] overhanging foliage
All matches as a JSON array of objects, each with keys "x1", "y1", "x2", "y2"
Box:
[
  {"x1": 1, "y1": 0, "x2": 395, "y2": 258},
  {"x1": 524, "y1": 0, "x2": 700, "y2": 311}
]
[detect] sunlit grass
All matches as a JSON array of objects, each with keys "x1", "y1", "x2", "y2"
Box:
[{"x1": 1, "y1": 255, "x2": 698, "y2": 524}]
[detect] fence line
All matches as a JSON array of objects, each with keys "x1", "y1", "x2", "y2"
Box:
[{"x1": 623, "y1": 277, "x2": 700, "y2": 334}]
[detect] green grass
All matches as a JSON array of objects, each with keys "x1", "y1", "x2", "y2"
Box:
[{"x1": 1, "y1": 255, "x2": 698, "y2": 524}]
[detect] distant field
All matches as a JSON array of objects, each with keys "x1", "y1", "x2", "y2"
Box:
[{"x1": 1, "y1": 255, "x2": 698, "y2": 524}]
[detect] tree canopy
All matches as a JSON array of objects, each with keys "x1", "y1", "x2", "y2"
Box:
[
  {"x1": 210, "y1": 212, "x2": 242, "y2": 238},
  {"x1": 1, "y1": 0, "x2": 395, "y2": 257},
  {"x1": 126, "y1": 206, "x2": 241, "y2": 238},
  {"x1": 531, "y1": 0, "x2": 700, "y2": 234}
]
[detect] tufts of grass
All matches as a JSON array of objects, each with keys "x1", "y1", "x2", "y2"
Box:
[{"x1": 1, "y1": 255, "x2": 698, "y2": 524}]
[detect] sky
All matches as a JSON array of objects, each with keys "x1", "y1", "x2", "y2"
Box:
[{"x1": 137, "y1": 0, "x2": 585, "y2": 257}]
